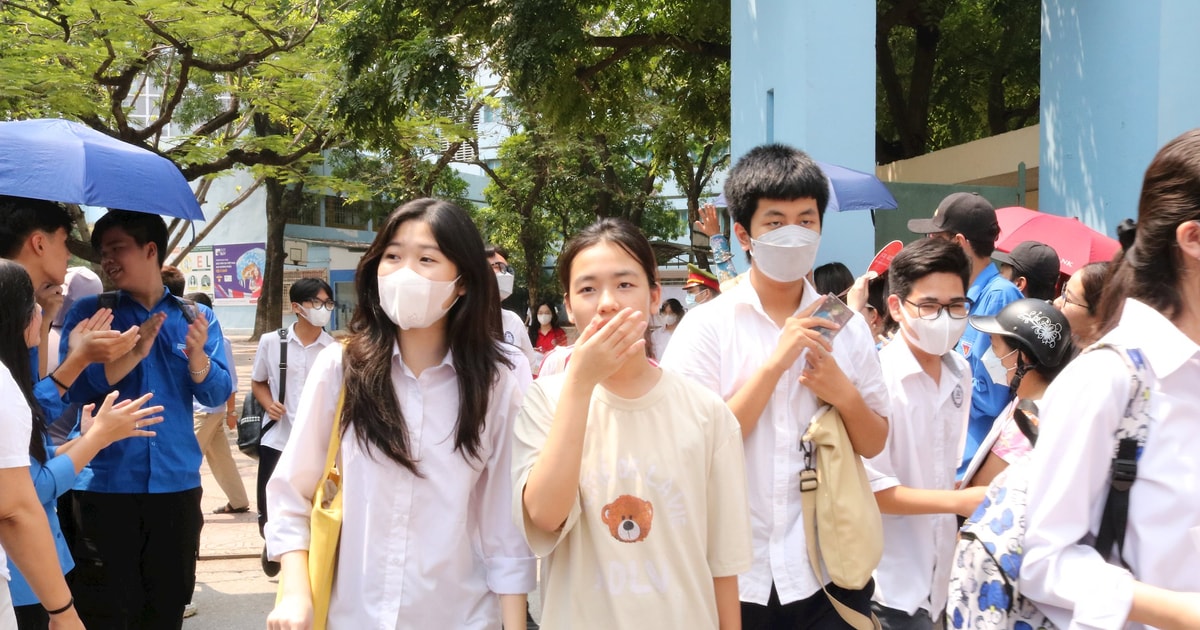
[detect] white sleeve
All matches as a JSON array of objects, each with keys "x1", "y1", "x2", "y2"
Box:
[
  {"x1": 0, "y1": 366, "x2": 31, "y2": 469},
  {"x1": 264, "y1": 344, "x2": 343, "y2": 559},
  {"x1": 846, "y1": 319, "x2": 891, "y2": 419},
  {"x1": 864, "y1": 435, "x2": 901, "y2": 493},
  {"x1": 1021, "y1": 351, "x2": 1136, "y2": 630},
  {"x1": 471, "y1": 373, "x2": 536, "y2": 594},
  {"x1": 250, "y1": 335, "x2": 273, "y2": 384},
  {"x1": 511, "y1": 379, "x2": 582, "y2": 557},
  {"x1": 659, "y1": 310, "x2": 723, "y2": 396}
]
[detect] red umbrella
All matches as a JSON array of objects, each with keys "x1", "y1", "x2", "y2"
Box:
[{"x1": 995, "y1": 206, "x2": 1120, "y2": 275}]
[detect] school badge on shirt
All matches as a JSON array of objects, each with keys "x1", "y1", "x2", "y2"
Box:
[{"x1": 952, "y1": 384, "x2": 964, "y2": 408}]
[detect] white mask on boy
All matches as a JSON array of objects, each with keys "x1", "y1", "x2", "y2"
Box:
[{"x1": 750, "y1": 225, "x2": 821, "y2": 283}]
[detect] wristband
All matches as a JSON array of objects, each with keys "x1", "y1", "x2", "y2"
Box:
[
  {"x1": 45, "y1": 597, "x2": 74, "y2": 615},
  {"x1": 48, "y1": 370, "x2": 69, "y2": 390}
]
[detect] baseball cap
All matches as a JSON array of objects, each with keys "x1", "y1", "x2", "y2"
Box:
[
  {"x1": 683, "y1": 263, "x2": 720, "y2": 293},
  {"x1": 993, "y1": 241, "x2": 1060, "y2": 281},
  {"x1": 907, "y1": 192, "x2": 1000, "y2": 242}
]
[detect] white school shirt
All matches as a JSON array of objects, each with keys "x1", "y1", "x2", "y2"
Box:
[
  {"x1": 250, "y1": 323, "x2": 334, "y2": 451},
  {"x1": 865, "y1": 336, "x2": 971, "y2": 617},
  {"x1": 1021, "y1": 299, "x2": 1200, "y2": 630},
  {"x1": 660, "y1": 279, "x2": 890, "y2": 605},
  {"x1": 500, "y1": 308, "x2": 538, "y2": 368},
  {"x1": 265, "y1": 342, "x2": 536, "y2": 629},
  {"x1": 0, "y1": 365, "x2": 32, "y2": 583}
]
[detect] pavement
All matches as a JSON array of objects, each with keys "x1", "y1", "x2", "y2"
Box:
[{"x1": 186, "y1": 337, "x2": 277, "y2": 629}]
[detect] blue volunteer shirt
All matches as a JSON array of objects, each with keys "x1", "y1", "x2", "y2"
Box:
[
  {"x1": 60, "y1": 288, "x2": 231, "y2": 493},
  {"x1": 956, "y1": 263, "x2": 1023, "y2": 477},
  {"x1": 30, "y1": 346, "x2": 66, "y2": 421}
]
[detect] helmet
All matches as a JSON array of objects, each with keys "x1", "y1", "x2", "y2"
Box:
[{"x1": 969, "y1": 298, "x2": 1072, "y2": 367}]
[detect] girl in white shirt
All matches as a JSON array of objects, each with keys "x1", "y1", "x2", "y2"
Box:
[
  {"x1": 267, "y1": 199, "x2": 535, "y2": 630},
  {"x1": 1020, "y1": 129, "x2": 1200, "y2": 629},
  {"x1": 515, "y1": 218, "x2": 752, "y2": 629}
]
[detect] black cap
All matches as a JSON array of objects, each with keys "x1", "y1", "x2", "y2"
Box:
[
  {"x1": 907, "y1": 192, "x2": 1000, "y2": 242},
  {"x1": 994, "y1": 241, "x2": 1061, "y2": 286}
]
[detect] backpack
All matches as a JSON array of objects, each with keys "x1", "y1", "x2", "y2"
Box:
[
  {"x1": 236, "y1": 328, "x2": 288, "y2": 458},
  {"x1": 946, "y1": 344, "x2": 1153, "y2": 629}
]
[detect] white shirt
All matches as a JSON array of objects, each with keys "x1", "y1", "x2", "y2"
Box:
[
  {"x1": 660, "y1": 279, "x2": 890, "y2": 605},
  {"x1": 250, "y1": 323, "x2": 334, "y2": 451},
  {"x1": 866, "y1": 336, "x2": 971, "y2": 617},
  {"x1": 265, "y1": 343, "x2": 536, "y2": 629},
  {"x1": 0, "y1": 364, "x2": 33, "y2": 582},
  {"x1": 500, "y1": 309, "x2": 537, "y2": 368},
  {"x1": 650, "y1": 326, "x2": 673, "y2": 361},
  {"x1": 1022, "y1": 299, "x2": 1200, "y2": 630},
  {"x1": 537, "y1": 345, "x2": 572, "y2": 379}
]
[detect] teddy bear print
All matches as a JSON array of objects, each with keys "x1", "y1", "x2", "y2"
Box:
[{"x1": 600, "y1": 494, "x2": 654, "y2": 543}]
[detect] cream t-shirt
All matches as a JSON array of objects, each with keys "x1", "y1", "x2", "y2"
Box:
[{"x1": 512, "y1": 369, "x2": 752, "y2": 629}]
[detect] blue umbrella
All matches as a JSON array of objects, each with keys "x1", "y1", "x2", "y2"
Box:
[
  {"x1": 710, "y1": 160, "x2": 898, "y2": 212},
  {"x1": 0, "y1": 118, "x2": 204, "y2": 221}
]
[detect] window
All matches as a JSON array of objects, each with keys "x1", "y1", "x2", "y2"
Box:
[
  {"x1": 291, "y1": 194, "x2": 322, "y2": 226},
  {"x1": 325, "y1": 196, "x2": 369, "y2": 230}
]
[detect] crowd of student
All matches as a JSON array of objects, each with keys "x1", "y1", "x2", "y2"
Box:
[{"x1": 1, "y1": 131, "x2": 1198, "y2": 630}]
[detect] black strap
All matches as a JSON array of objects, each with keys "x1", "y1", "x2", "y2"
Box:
[
  {"x1": 262, "y1": 328, "x2": 288, "y2": 436},
  {"x1": 173, "y1": 295, "x2": 197, "y2": 324},
  {"x1": 1095, "y1": 436, "x2": 1139, "y2": 568}
]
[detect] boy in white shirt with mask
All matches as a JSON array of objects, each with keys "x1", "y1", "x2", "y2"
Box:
[
  {"x1": 486, "y1": 244, "x2": 538, "y2": 370},
  {"x1": 250, "y1": 277, "x2": 335, "y2": 575},
  {"x1": 662, "y1": 144, "x2": 890, "y2": 629},
  {"x1": 864, "y1": 238, "x2": 986, "y2": 629}
]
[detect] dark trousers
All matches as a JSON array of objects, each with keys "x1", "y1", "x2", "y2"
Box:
[
  {"x1": 69, "y1": 488, "x2": 203, "y2": 630},
  {"x1": 14, "y1": 604, "x2": 48, "y2": 630},
  {"x1": 872, "y1": 603, "x2": 934, "y2": 630},
  {"x1": 257, "y1": 445, "x2": 282, "y2": 537},
  {"x1": 742, "y1": 579, "x2": 876, "y2": 630}
]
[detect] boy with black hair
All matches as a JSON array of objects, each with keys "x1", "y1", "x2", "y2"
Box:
[
  {"x1": 249, "y1": 276, "x2": 335, "y2": 576},
  {"x1": 485, "y1": 244, "x2": 537, "y2": 369},
  {"x1": 60, "y1": 210, "x2": 232, "y2": 628},
  {"x1": 865, "y1": 238, "x2": 985, "y2": 629},
  {"x1": 662, "y1": 144, "x2": 890, "y2": 629},
  {"x1": 0, "y1": 195, "x2": 138, "y2": 420},
  {"x1": 907, "y1": 193, "x2": 1023, "y2": 476}
]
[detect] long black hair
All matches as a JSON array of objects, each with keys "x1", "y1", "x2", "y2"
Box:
[
  {"x1": 527, "y1": 300, "x2": 560, "y2": 345},
  {"x1": 343, "y1": 199, "x2": 510, "y2": 474},
  {"x1": 1098, "y1": 129, "x2": 1200, "y2": 332},
  {"x1": 0, "y1": 260, "x2": 47, "y2": 463}
]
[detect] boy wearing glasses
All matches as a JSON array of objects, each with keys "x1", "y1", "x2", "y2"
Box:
[
  {"x1": 250, "y1": 277, "x2": 335, "y2": 574},
  {"x1": 866, "y1": 238, "x2": 985, "y2": 629},
  {"x1": 907, "y1": 193, "x2": 1022, "y2": 476}
]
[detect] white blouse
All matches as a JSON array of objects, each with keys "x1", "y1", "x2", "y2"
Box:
[
  {"x1": 1022, "y1": 299, "x2": 1200, "y2": 629},
  {"x1": 266, "y1": 343, "x2": 536, "y2": 629}
]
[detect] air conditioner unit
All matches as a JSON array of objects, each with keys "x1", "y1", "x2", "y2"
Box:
[{"x1": 284, "y1": 240, "x2": 309, "y2": 266}]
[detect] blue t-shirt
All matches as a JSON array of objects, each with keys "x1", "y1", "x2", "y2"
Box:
[
  {"x1": 61, "y1": 288, "x2": 231, "y2": 493},
  {"x1": 957, "y1": 263, "x2": 1023, "y2": 476}
]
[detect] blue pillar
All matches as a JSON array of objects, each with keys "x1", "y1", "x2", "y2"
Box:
[
  {"x1": 1040, "y1": 0, "x2": 1200, "y2": 235},
  {"x1": 731, "y1": 0, "x2": 878, "y2": 272}
]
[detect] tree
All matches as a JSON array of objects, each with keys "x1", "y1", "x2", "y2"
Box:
[{"x1": 875, "y1": 0, "x2": 1040, "y2": 163}]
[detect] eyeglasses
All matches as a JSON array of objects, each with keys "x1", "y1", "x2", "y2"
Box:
[
  {"x1": 902, "y1": 298, "x2": 973, "y2": 320},
  {"x1": 490, "y1": 262, "x2": 512, "y2": 274},
  {"x1": 303, "y1": 299, "x2": 337, "y2": 311},
  {"x1": 1059, "y1": 285, "x2": 1088, "y2": 309}
]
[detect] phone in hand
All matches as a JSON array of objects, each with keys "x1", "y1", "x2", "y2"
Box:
[{"x1": 810, "y1": 292, "x2": 855, "y2": 343}]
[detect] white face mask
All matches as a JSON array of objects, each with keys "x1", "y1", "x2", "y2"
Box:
[
  {"x1": 495, "y1": 271, "x2": 514, "y2": 301},
  {"x1": 981, "y1": 345, "x2": 1018, "y2": 386},
  {"x1": 377, "y1": 267, "x2": 460, "y2": 330},
  {"x1": 750, "y1": 225, "x2": 821, "y2": 283},
  {"x1": 537, "y1": 313, "x2": 552, "y2": 326},
  {"x1": 662, "y1": 314, "x2": 678, "y2": 326},
  {"x1": 301, "y1": 305, "x2": 331, "y2": 328},
  {"x1": 901, "y1": 308, "x2": 968, "y2": 356}
]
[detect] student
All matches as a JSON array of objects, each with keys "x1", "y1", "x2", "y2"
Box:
[
  {"x1": 1021, "y1": 129, "x2": 1200, "y2": 629},
  {"x1": 813, "y1": 262, "x2": 854, "y2": 298},
  {"x1": 529, "y1": 301, "x2": 568, "y2": 355},
  {"x1": 487, "y1": 245, "x2": 538, "y2": 368},
  {"x1": 864, "y1": 238, "x2": 985, "y2": 629},
  {"x1": 960, "y1": 299, "x2": 1074, "y2": 488},
  {"x1": 650, "y1": 298, "x2": 685, "y2": 361},
  {"x1": 908, "y1": 193, "x2": 1023, "y2": 476},
  {"x1": 993, "y1": 240, "x2": 1061, "y2": 301},
  {"x1": 514, "y1": 218, "x2": 751, "y2": 628},
  {"x1": 0, "y1": 196, "x2": 138, "y2": 424},
  {"x1": 60, "y1": 210, "x2": 232, "y2": 628},
  {"x1": 0, "y1": 260, "x2": 84, "y2": 630},
  {"x1": 662, "y1": 144, "x2": 890, "y2": 629},
  {"x1": 250, "y1": 278, "x2": 336, "y2": 575},
  {"x1": 1053, "y1": 261, "x2": 1107, "y2": 348},
  {"x1": 267, "y1": 199, "x2": 534, "y2": 629}
]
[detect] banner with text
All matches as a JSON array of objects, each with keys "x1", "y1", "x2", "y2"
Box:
[{"x1": 213, "y1": 243, "x2": 266, "y2": 305}]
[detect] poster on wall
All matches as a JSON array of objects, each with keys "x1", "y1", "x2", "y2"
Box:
[
  {"x1": 172, "y1": 246, "x2": 214, "y2": 298},
  {"x1": 213, "y1": 243, "x2": 266, "y2": 305}
]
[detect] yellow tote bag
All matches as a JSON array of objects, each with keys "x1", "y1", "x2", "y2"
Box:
[{"x1": 275, "y1": 390, "x2": 344, "y2": 630}]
